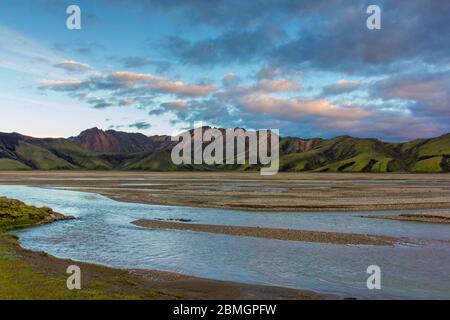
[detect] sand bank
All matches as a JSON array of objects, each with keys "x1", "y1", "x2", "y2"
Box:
[
  {"x1": 132, "y1": 219, "x2": 398, "y2": 245},
  {"x1": 362, "y1": 212, "x2": 450, "y2": 224}
]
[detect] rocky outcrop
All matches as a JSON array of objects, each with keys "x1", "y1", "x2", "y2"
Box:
[
  {"x1": 298, "y1": 138, "x2": 322, "y2": 152},
  {"x1": 69, "y1": 127, "x2": 159, "y2": 154},
  {"x1": 39, "y1": 211, "x2": 75, "y2": 225}
]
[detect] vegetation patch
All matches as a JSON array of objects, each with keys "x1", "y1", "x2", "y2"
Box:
[{"x1": 0, "y1": 197, "x2": 54, "y2": 231}]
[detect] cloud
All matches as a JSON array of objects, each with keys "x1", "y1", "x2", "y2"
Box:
[
  {"x1": 256, "y1": 79, "x2": 301, "y2": 93},
  {"x1": 52, "y1": 41, "x2": 105, "y2": 56},
  {"x1": 38, "y1": 71, "x2": 216, "y2": 111},
  {"x1": 54, "y1": 60, "x2": 92, "y2": 73},
  {"x1": 316, "y1": 112, "x2": 445, "y2": 141},
  {"x1": 120, "y1": 57, "x2": 152, "y2": 69},
  {"x1": 240, "y1": 95, "x2": 370, "y2": 121},
  {"x1": 321, "y1": 80, "x2": 365, "y2": 96},
  {"x1": 162, "y1": 25, "x2": 287, "y2": 66},
  {"x1": 255, "y1": 66, "x2": 283, "y2": 80},
  {"x1": 97, "y1": 71, "x2": 216, "y2": 97},
  {"x1": 222, "y1": 72, "x2": 240, "y2": 87},
  {"x1": 118, "y1": 99, "x2": 135, "y2": 106},
  {"x1": 84, "y1": 96, "x2": 114, "y2": 109},
  {"x1": 121, "y1": 0, "x2": 331, "y2": 28},
  {"x1": 150, "y1": 1, "x2": 450, "y2": 76},
  {"x1": 116, "y1": 56, "x2": 172, "y2": 72},
  {"x1": 107, "y1": 71, "x2": 153, "y2": 85},
  {"x1": 93, "y1": 101, "x2": 114, "y2": 109},
  {"x1": 38, "y1": 79, "x2": 88, "y2": 91},
  {"x1": 372, "y1": 71, "x2": 450, "y2": 116},
  {"x1": 128, "y1": 121, "x2": 151, "y2": 130},
  {"x1": 150, "y1": 99, "x2": 190, "y2": 115},
  {"x1": 160, "y1": 99, "x2": 189, "y2": 110}
]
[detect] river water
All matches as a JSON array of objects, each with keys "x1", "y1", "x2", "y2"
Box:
[{"x1": 0, "y1": 185, "x2": 449, "y2": 299}]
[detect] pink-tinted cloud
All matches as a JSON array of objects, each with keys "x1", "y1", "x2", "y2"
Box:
[
  {"x1": 373, "y1": 71, "x2": 450, "y2": 116},
  {"x1": 108, "y1": 71, "x2": 153, "y2": 84},
  {"x1": 38, "y1": 79, "x2": 87, "y2": 91},
  {"x1": 150, "y1": 80, "x2": 215, "y2": 97},
  {"x1": 54, "y1": 60, "x2": 92, "y2": 73},
  {"x1": 105, "y1": 71, "x2": 215, "y2": 97},
  {"x1": 321, "y1": 79, "x2": 364, "y2": 96},
  {"x1": 256, "y1": 78, "x2": 301, "y2": 93},
  {"x1": 240, "y1": 94, "x2": 370, "y2": 121}
]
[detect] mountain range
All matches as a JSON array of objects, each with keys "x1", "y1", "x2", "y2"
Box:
[{"x1": 0, "y1": 127, "x2": 449, "y2": 172}]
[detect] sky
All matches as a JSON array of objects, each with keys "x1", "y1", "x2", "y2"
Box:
[{"x1": 0, "y1": 0, "x2": 449, "y2": 141}]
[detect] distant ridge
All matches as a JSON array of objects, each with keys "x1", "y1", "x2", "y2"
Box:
[
  {"x1": 0, "y1": 128, "x2": 449, "y2": 172},
  {"x1": 68, "y1": 127, "x2": 171, "y2": 154}
]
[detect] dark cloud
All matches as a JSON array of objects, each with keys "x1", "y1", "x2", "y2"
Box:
[
  {"x1": 52, "y1": 41, "x2": 105, "y2": 56},
  {"x1": 90, "y1": 99, "x2": 113, "y2": 109},
  {"x1": 113, "y1": 56, "x2": 172, "y2": 73},
  {"x1": 150, "y1": 0, "x2": 450, "y2": 76},
  {"x1": 321, "y1": 80, "x2": 365, "y2": 96},
  {"x1": 128, "y1": 121, "x2": 151, "y2": 130},
  {"x1": 116, "y1": 0, "x2": 331, "y2": 28},
  {"x1": 267, "y1": 3, "x2": 447, "y2": 75},
  {"x1": 255, "y1": 66, "x2": 283, "y2": 80},
  {"x1": 162, "y1": 25, "x2": 287, "y2": 66},
  {"x1": 371, "y1": 71, "x2": 450, "y2": 117}
]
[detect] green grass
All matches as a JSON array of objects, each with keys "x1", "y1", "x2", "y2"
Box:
[
  {"x1": 416, "y1": 134, "x2": 450, "y2": 158},
  {"x1": 0, "y1": 158, "x2": 31, "y2": 170},
  {"x1": 279, "y1": 150, "x2": 323, "y2": 171},
  {"x1": 0, "y1": 237, "x2": 93, "y2": 299},
  {"x1": 44, "y1": 139, "x2": 113, "y2": 170},
  {"x1": 16, "y1": 141, "x2": 76, "y2": 170},
  {"x1": 278, "y1": 137, "x2": 399, "y2": 172},
  {"x1": 411, "y1": 156, "x2": 444, "y2": 173},
  {"x1": 123, "y1": 150, "x2": 179, "y2": 171},
  {"x1": 0, "y1": 197, "x2": 53, "y2": 231}
]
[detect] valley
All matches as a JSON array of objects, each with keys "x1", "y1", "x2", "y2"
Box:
[{"x1": 1, "y1": 128, "x2": 450, "y2": 173}]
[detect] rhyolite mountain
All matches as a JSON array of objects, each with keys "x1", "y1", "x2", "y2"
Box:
[
  {"x1": 68, "y1": 127, "x2": 172, "y2": 154},
  {"x1": 0, "y1": 128, "x2": 449, "y2": 172}
]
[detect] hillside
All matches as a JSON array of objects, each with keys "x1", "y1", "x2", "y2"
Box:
[{"x1": 0, "y1": 129, "x2": 449, "y2": 172}]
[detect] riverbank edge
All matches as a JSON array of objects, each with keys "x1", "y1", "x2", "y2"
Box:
[{"x1": 361, "y1": 213, "x2": 450, "y2": 224}]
